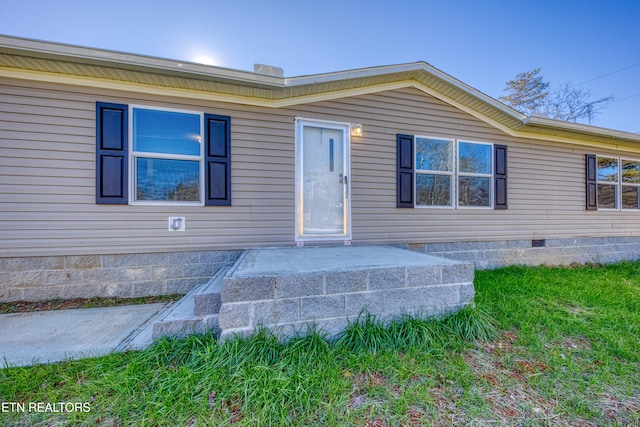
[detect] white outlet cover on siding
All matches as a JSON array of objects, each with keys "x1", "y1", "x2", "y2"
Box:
[{"x1": 168, "y1": 217, "x2": 185, "y2": 231}]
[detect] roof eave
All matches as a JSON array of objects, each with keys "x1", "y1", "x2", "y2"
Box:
[
  {"x1": 287, "y1": 61, "x2": 527, "y2": 119},
  {"x1": 0, "y1": 34, "x2": 285, "y2": 89},
  {"x1": 520, "y1": 115, "x2": 640, "y2": 144}
]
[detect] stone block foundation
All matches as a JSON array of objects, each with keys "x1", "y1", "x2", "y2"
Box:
[
  {"x1": 4, "y1": 236, "x2": 637, "y2": 307},
  {"x1": 0, "y1": 250, "x2": 243, "y2": 302},
  {"x1": 404, "y1": 236, "x2": 640, "y2": 270}
]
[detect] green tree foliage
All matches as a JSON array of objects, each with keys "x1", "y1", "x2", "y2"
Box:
[
  {"x1": 499, "y1": 68, "x2": 613, "y2": 124},
  {"x1": 498, "y1": 68, "x2": 549, "y2": 115}
]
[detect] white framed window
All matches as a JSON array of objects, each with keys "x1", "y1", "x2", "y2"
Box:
[
  {"x1": 458, "y1": 141, "x2": 493, "y2": 208},
  {"x1": 130, "y1": 106, "x2": 204, "y2": 205},
  {"x1": 597, "y1": 156, "x2": 619, "y2": 209},
  {"x1": 621, "y1": 158, "x2": 640, "y2": 210},
  {"x1": 414, "y1": 137, "x2": 493, "y2": 208},
  {"x1": 596, "y1": 156, "x2": 640, "y2": 210},
  {"x1": 415, "y1": 137, "x2": 454, "y2": 207}
]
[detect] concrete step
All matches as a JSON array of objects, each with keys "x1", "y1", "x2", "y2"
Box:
[
  {"x1": 151, "y1": 266, "x2": 229, "y2": 339},
  {"x1": 152, "y1": 313, "x2": 220, "y2": 340},
  {"x1": 193, "y1": 266, "x2": 225, "y2": 317}
]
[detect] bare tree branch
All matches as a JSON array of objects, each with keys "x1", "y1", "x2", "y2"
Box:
[
  {"x1": 541, "y1": 83, "x2": 614, "y2": 123},
  {"x1": 500, "y1": 69, "x2": 614, "y2": 124}
]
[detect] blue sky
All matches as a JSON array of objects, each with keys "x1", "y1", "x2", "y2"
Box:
[{"x1": 3, "y1": 0, "x2": 639, "y2": 133}]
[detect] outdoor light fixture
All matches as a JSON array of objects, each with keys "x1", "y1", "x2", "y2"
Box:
[{"x1": 351, "y1": 123, "x2": 363, "y2": 137}]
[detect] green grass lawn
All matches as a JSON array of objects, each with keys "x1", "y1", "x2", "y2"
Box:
[{"x1": 1, "y1": 262, "x2": 639, "y2": 426}]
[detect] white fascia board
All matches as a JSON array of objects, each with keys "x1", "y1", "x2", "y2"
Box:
[
  {"x1": 523, "y1": 115, "x2": 640, "y2": 142},
  {"x1": 0, "y1": 34, "x2": 284, "y2": 88},
  {"x1": 417, "y1": 63, "x2": 529, "y2": 122},
  {"x1": 286, "y1": 61, "x2": 528, "y2": 122},
  {"x1": 285, "y1": 63, "x2": 424, "y2": 85}
]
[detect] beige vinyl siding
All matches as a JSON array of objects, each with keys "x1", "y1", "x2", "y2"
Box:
[
  {"x1": 292, "y1": 88, "x2": 640, "y2": 244},
  {"x1": 2, "y1": 78, "x2": 640, "y2": 257},
  {"x1": 1, "y1": 78, "x2": 297, "y2": 256}
]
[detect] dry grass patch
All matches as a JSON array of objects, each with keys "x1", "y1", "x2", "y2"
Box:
[{"x1": 0, "y1": 295, "x2": 182, "y2": 314}]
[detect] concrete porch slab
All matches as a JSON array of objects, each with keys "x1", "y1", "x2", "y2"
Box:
[{"x1": 232, "y1": 245, "x2": 462, "y2": 275}]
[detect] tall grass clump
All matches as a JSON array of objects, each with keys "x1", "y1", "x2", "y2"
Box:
[
  {"x1": 335, "y1": 306, "x2": 496, "y2": 354},
  {"x1": 280, "y1": 325, "x2": 333, "y2": 366},
  {"x1": 219, "y1": 326, "x2": 282, "y2": 367},
  {"x1": 334, "y1": 312, "x2": 391, "y2": 354},
  {"x1": 440, "y1": 305, "x2": 497, "y2": 344}
]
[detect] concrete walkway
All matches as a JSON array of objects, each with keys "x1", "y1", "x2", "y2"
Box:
[{"x1": 0, "y1": 303, "x2": 170, "y2": 368}]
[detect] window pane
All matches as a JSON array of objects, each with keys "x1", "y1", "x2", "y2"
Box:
[
  {"x1": 133, "y1": 108, "x2": 201, "y2": 156},
  {"x1": 415, "y1": 138, "x2": 452, "y2": 171},
  {"x1": 136, "y1": 158, "x2": 200, "y2": 201},
  {"x1": 597, "y1": 184, "x2": 617, "y2": 209},
  {"x1": 621, "y1": 160, "x2": 640, "y2": 183},
  {"x1": 622, "y1": 185, "x2": 639, "y2": 209},
  {"x1": 597, "y1": 157, "x2": 618, "y2": 182},
  {"x1": 416, "y1": 174, "x2": 451, "y2": 206},
  {"x1": 459, "y1": 142, "x2": 492, "y2": 174},
  {"x1": 458, "y1": 176, "x2": 491, "y2": 207}
]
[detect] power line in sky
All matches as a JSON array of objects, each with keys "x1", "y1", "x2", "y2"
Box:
[
  {"x1": 607, "y1": 92, "x2": 640, "y2": 104},
  {"x1": 577, "y1": 62, "x2": 640, "y2": 86}
]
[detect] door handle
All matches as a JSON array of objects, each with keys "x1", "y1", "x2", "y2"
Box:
[{"x1": 344, "y1": 175, "x2": 349, "y2": 198}]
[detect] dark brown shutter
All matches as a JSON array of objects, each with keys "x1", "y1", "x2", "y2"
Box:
[
  {"x1": 96, "y1": 102, "x2": 128, "y2": 204},
  {"x1": 397, "y1": 134, "x2": 415, "y2": 208},
  {"x1": 494, "y1": 144, "x2": 507, "y2": 209},
  {"x1": 585, "y1": 154, "x2": 597, "y2": 210},
  {"x1": 204, "y1": 114, "x2": 231, "y2": 206}
]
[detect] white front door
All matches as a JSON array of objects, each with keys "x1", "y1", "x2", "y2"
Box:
[{"x1": 296, "y1": 119, "x2": 351, "y2": 241}]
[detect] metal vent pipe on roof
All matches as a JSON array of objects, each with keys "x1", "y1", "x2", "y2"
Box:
[{"x1": 254, "y1": 63, "x2": 284, "y2": 77}]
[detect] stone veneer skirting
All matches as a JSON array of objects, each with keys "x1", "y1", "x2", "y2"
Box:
[
  {"x1": 0, "y1": 250, "x2": 243, "y2": 302},
  {"x1": 2, "y1": 236, "x2": 640, "y2": 303},
  {"x1": 406, "y1": 236, "x2": 640, "y2": 269}
]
